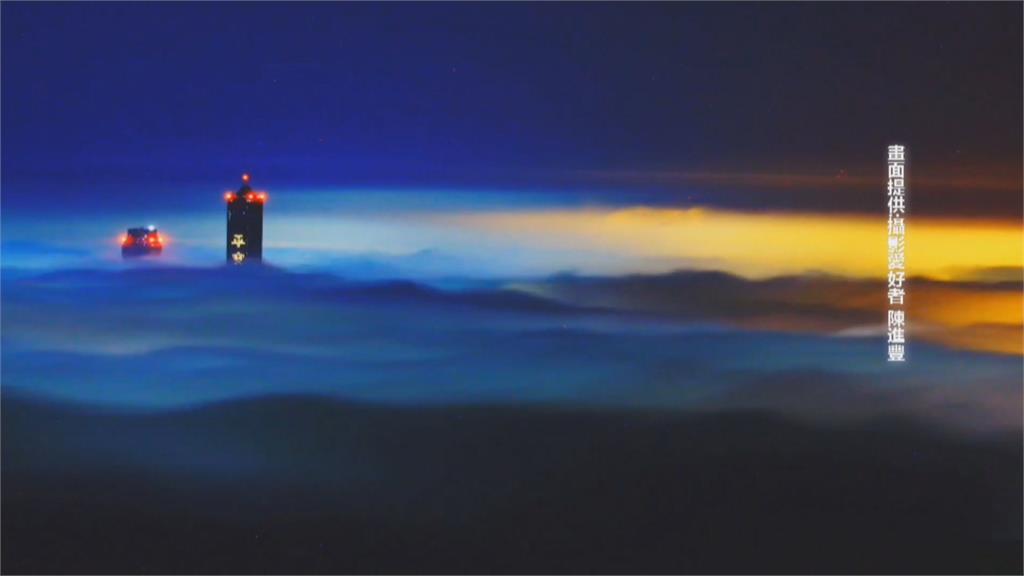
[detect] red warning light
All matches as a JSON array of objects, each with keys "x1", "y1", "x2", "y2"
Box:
[
  {"x1": 242, "y1": 173, "x2": 251, "y2": 183},
  {"x1": 225, "y1": 192, "x2": 236, "y2": 202},
  {"x1": 257, "y1": 192, "x2": 267, "y2": 202}
]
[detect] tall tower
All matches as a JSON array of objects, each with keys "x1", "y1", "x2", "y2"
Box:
[{"x1": 225, "y1": 173, "x2": 266, "y2": 264}]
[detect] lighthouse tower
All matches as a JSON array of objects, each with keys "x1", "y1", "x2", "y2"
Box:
[{"x1": 224, "y1": 173, "x2": 266, "y2": 264}]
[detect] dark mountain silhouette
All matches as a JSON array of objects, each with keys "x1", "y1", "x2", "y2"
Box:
[{"x1": 3, "y1": 394, "x2": 1021, "y2": 574}]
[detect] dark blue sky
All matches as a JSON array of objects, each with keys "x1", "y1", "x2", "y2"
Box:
[{"x1": 2, "y1": 2, "x2": 1021, "y2": 215}]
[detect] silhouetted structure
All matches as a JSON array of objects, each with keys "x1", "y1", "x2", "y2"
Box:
[
  {"x1": 121, "y1": 226, "x2": 163, "y2": 258},
  {"x1": 225, "y1": 174, "x2": 265, "y2": 264}
]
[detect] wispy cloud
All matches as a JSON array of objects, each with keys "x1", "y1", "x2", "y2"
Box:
[
  {"x1": 575, "y1": 164, "x2": 1023, "y2": 218},
  {"x1": 517, "y1": 270, "x2": 1024, "y2": 356},
  {"x1": 2, "y1": 267, "x2": 1019, "y2": 435}
]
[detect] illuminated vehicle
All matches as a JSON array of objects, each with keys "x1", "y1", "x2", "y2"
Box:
[{"x1": 121, "y1": 226, "x2": 164, "y2": 257}]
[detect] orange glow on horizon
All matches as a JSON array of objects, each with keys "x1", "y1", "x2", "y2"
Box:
[
  {"x1": 429, "y1": 206, "x2": 1022, "y2": 355},
  {"x1": 434, "y1": 207, "x2": 1022, "y2": 282}
]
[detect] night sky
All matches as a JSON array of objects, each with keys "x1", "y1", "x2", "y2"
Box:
[{"x1": 3, "y1": 3, "x2": 1021, "y2": 215}]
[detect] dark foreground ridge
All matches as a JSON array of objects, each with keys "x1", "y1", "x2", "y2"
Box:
[{"x1": 3, "y1": 395, "x2": 1021, "y2": 574}]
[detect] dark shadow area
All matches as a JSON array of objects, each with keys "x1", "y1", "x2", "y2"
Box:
[{"x1": 3, "y1": 395, "x2": 1020, "y2": 574}]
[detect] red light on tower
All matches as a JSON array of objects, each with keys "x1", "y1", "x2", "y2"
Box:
[
  {"x1": 225, "y1": 191, "x2": 236, "y2": 202},
  {"x1": 242, "y1": 173, "x2": 250, "y2": 183}
]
